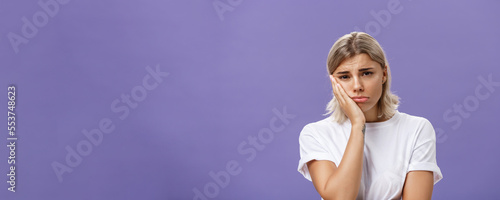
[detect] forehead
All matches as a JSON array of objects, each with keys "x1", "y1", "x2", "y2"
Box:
[{"x1": 336, "y1": 54, "x2": 379, "y2": 71}]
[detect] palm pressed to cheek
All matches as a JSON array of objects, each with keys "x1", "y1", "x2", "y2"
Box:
[
  {"x1": 338, "y1": 82, "x2": 350, "y2": 96},
  {"x1": 330, "y1": 54, "x2": 389, "y2": 122}
]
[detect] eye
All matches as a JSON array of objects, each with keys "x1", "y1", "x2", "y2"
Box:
[
  {"x1": 362, "y1": 72, "x2": 373, "y2": 76},
  {"x1": 339, "y1": 75, "x2": 349, "y2": 79}
]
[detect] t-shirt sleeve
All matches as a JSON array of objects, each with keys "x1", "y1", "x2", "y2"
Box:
[
  {"x1": 297, "y1": 124, "x2": 337, "y2": 182},
  {"x1": 407, "y1": 119, "x2": 443, "y2": 184}
]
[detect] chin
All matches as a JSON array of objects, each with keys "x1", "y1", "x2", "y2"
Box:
[{"x1": 359, "y1": 104, "x2": 375, "y2": 112}]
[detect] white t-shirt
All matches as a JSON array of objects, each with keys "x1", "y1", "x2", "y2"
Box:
[{"x1": 297, "y1": 110, "x2": 443, "y2": 200}]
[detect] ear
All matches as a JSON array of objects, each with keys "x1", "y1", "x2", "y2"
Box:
[{"x1": 382, "y1": 66, "x2": 388, "y2": 84}]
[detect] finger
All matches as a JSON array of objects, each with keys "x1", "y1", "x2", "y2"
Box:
[
  {"x1": 329, "y1": 75, "x2": 336, "y2": 91},
  {"x1": 330, "y1": 75, "x2": 345, "y2": 105},
  {"x1": 336, "y1": 82, "x2": 362, "y2": 114},
  {"x1": 329, "y1": 75, "x2": 336, "y2": 94},
  {"x1": 329, "y1": 75, "x2": 339, "y2": 99},
  {"x1": 335, "y1": 80, "x2": 349, "y2": 100},
  {"x1": 336, "y1": 80, "x2": 354, "y2": 106}
]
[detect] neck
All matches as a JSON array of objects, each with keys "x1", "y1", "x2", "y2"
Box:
[{"x1": 364, "y1": 108, "x2": 392, "y2": 123}]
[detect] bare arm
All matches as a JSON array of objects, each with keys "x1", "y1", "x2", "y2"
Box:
[
  {"x1": 307, "y1": 123, "x2": 365, "y2": 200},
  {"x1": 305, "y1": 76, "x2": 367, "y2": 200},
  {"x1": 402, "y1": 171, "x2": 434, "y2": 200}
]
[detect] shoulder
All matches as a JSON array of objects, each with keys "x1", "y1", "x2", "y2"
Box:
[
  {"x1": 397, "y1": 111, "x2": 434, "y2": 128},
  {"x1": 299, "y1": 117, "x2": 346, "y2": 139},
  {"x1": 397, "y1": 111, "x2": 436, "y2": 139},
  {"x1": 301, "y1": 117, "x2": 337, "y2": 131}
]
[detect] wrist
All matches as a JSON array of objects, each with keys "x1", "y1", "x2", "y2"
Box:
[{"x1": 352, "y1": 123, "x2": 366, "y2": 134}]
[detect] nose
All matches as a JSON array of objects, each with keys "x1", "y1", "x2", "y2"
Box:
[{"x1": 352, "y1": 77, "x2": 364, "y2": 92}]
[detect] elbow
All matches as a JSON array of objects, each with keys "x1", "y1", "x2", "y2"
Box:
[
  {"x1": 316, "y1": 172, "x2": 360, "y2": 200},
  {"x1": 319, "y1": 183, "x2": 358, "y2": 200},
  {"x1": 322, "y1": 194, "x2": 357, "y2": 200}
]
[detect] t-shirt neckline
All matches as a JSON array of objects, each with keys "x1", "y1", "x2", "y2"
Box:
[
  {"x1": 365, "y1": 110, "x2": 400, "y2": 128},
  {"x1": 344, "y1": 110, "x2": 401, "y2": 129}
]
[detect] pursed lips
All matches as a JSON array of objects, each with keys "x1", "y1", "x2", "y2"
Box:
[{"x1": 351, "y1": 96, "x2": 369, "y2": 103}]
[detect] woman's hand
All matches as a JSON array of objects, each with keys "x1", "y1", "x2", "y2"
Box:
[{"x1": 329, "y1": 75, "x2": 366, "y2": 126}]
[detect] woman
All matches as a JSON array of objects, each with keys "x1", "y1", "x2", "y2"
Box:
[{"x1": 297, "y1": 32, "x2": 442, "y2": 200}]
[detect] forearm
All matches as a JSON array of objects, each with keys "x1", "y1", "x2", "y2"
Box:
[{"x1": 323, "y1": 124, "x2": 365, "y2": 200}]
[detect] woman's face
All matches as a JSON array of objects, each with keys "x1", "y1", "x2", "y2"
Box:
[{"x1": 332, "y1": 53, "x2": 387, "y2": 116}]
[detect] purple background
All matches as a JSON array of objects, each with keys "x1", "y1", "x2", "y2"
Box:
[{"x1": 1, "y1": 0, "x2": 499, "y2": 199}]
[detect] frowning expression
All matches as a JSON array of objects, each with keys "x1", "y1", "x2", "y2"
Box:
[{"x1": 332, "y1": 53, "x2": 387, "y2": 113}]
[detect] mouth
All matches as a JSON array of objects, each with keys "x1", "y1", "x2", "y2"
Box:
[{"x1": 351, "y1": 96, "x2": 369, "y2": 103}]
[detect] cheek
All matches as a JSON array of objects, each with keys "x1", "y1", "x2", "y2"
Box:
[
  {"x1": 368, "y1": 81, "x2": 384, "y2": 97},
  {"x1": 337, "y1": 82, "x2": 349, "y2": 91},
  {"x1": 375, "y1": 84, "x2": 384, "y2": 98},
  {"x1": 341, "y1": 83, "x2": 350, "y2": 90}
]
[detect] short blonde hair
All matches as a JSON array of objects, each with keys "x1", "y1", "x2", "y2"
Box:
[{"x1": 325, "y1": 32, "x2": 400, "y2": 123}]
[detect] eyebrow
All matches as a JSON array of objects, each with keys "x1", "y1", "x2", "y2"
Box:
[{"x1": 335, "y1": 67, "x2": 374, "y2": 75}]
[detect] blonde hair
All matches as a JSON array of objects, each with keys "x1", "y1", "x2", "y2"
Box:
[{"x1": 325, "y1": 32, "x2": 400, "y2": 123}]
